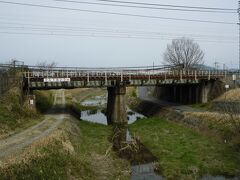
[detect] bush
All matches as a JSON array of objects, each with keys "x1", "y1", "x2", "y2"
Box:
[{"x1": 0, "y1": 87, "x2": 39, "y2": 133}]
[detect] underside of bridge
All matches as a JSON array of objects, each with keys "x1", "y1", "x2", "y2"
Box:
[{"x1": 154, "y1": 80, "x2": 221, "y2": 105}]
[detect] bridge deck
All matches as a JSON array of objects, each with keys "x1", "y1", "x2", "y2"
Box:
[{"x1": 23, "y1": 69, "x2": 226, "y2": 89}]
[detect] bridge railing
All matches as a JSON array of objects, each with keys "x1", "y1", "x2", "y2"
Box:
[{"x1": 23, "y1": 68, "x2": 228, "y2": 81}]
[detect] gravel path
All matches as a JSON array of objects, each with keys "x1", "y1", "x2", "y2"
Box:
[{"x1": 0, "y1": 89, "x2": 66, "y2": 159}]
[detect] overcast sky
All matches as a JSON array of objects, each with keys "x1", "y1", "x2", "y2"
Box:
[{"x1": 0, "y1": 0, "x2": 238, "y2": 68}]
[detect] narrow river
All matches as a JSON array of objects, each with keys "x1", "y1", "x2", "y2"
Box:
[
  {"x1": 80, "y1": 94, "x2": 164, "y2": 180},
  {"x1": 78, "y1": 93, "x2": 239, "y2": 180}
]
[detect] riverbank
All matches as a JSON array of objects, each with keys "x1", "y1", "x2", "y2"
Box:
[
  {"x1": 0, "y1": 116, "x2": 130, "y2": 179},
  {"x1": 0, "y1": 89, "x2": 130, "y2": 179},
  {"x1": 128, "y1": 88, "x2": 240, "y2": 179},
  {"x1": 129, "y1": 117, "x2": 240, "y2": 179}
]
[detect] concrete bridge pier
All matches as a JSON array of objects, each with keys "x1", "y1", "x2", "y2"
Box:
[
  {"x1": 106, "y1": 85, "x2": 127, "y2": 125},
  {"x1": 200, "y1": 81, "x2": 211, "y2": 103}
]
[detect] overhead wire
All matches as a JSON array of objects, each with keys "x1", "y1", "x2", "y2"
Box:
[
  {"x1": 0, "y1": 31, "x2": 237, "y2": 44},
  {"x1": 0, "y1": 24, "x2": 237, "y2": 40},
  {"x1": 51, "y1": 0, "x2": 237, "y2": 14},
  {"x1": 92, "y1": 0, "x2": 237, "y2": 11},
  {"x1": 0, "y1": 1, "x2": 237, "y2": 25}
]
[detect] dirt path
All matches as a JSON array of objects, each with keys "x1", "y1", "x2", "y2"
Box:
[{"x1": 0, "y1": 89, "x2": 66, "y2": 159}]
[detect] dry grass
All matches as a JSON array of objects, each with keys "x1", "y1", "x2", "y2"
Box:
[
  {"x1": 0, "y1": 121, "x2": 67, "y2": 170},
  {"x1": 184, "y1": 111, "x2": 240, "y2": 127},
  {"x1": 0, "y1": 87, "x2": 41, "y2": 138},
  {"x1": 215, "y1": 88, "x2": 240, "y2": 102},
  {"x1": 0, "y1": 117, "x2": 130, "y2": 179},
  {"x1": 183, "y1": 111, "x2": 240, "y2": 148}
]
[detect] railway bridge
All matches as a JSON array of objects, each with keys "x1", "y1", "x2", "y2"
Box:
[{"x1": 21, "y1": 65, "x2": 227, "y2": 124}]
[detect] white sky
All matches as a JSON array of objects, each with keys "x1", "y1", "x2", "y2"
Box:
[{"x1": 0, "y1": 0, "x2": 238, "y2": 68}]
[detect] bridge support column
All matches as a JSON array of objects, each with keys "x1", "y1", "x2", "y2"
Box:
[
  {"x1": 106, "y1": 85, "x2": 127, "y2": 125},
  {"x1": 195, "y1": 86, "x2": 200, "y2": 103},
  {"x1": 179, "y1": 86, "x2": 183, "y2": 103},
  {"x1": 173, "y1": 85, "x2": 177, "y2": 102},
  {"x1": 188, "y1": 86, "x2": 192, "y2": 104},
  {"x1": 200, "y1": 81, "x2": 211, "y2": 103}
]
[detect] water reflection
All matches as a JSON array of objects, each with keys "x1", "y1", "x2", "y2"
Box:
[
  {"x1": 80, "y1": 94, "x2": 163, "y2": 179},
  {"x1": 80, "y1": 98, "x2": 145, "y2": 125},
  {"x1": 112, "y1": 123, "x2": 164, "y2": 180},
  {"x1": 81, "y1": 95, "x2": 107, "y2": 107},
  {"x1": 80, "y1": 110, "x2": 108, "y2": 125},
  {"x1": 131, "y1": 163, "x2": 165, "y2": 180}
]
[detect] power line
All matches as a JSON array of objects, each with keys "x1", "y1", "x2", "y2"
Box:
[
  {"x1": 0, "y1": 24, "x2": 237, "y2": 40},
  {"x1": 0, "y1": 1, "x2": 237, "y2": 25},
  {"x1": 0, "y1": 31, "x2": 237, "y2": 44},
  {"x1": 93, "y1": 0, "x2": 237, "y2": 11},
  {"x1": 51, "y1": 0, "x2": 236, "y2": 14}
]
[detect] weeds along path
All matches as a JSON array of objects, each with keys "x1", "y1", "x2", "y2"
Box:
[{"x1": 0, "y1": 90, "x2": 66, "y2": 159}]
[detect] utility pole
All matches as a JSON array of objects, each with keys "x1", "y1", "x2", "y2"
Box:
[
  {"x1": 214, "y1": 61, "x2": 219, "y2": 70},
  {"x1": 238, "y1": 1, "x2": 240, "y2": 72},
  {"x1": 223, "y1": 63, "x2": 226, "y2": 71}
]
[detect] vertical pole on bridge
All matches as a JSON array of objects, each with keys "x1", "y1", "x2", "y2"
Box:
[
  {"x1": 180, "y1": 70, "x2": 182, "y2": 81},
  {"x1": 87, "y1": 72, "x2": 90, "y2": 85},
  {"x1": 148, "y1": 70, "x2": 151, "y2": 82},
  {"x1": 121, "y1": 71, "x2": 123, "y2": 82},
  {"x1": 105, "y1": 71, "x2": 107, "y2": 85},
  {"x1": 208, "y1": 70, "x2": 211, "y2": 81}
]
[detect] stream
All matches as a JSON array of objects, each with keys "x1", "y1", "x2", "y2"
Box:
[
  {"x1": 79, "y1": 93, "x2": 239, "y2": 180},
  {"x1": 80, "y1": 94, "x2": 164, "y2": 180}
]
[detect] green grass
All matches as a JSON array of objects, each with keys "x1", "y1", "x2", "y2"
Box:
[
  {"x1": 0, "y1": 119, "x2": 129, "y2": 179},
  {"x1": 190, "y1": 103, "x2": 211, "y2": 110},
  {"x1": 129, "y1": 118, "x2": 240, "y2": 179},
  {"x1": 67, "y1": 101, "x2": 98, "y2": 111},
  {"x1": 0, "y1": 88, "x2": 41, "y2": 136}
]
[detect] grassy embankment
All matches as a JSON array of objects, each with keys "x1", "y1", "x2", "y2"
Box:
[
  {"x1": 190, "y1": 88, "x2": 240, "y2": 111},
  {"x1": 190, "y1": 103, "x2": 211, "y2": 111},
  {"x1": 0, "y1": 87, "x2": 41, "y2": 139},
  {"x1": 0, "y1": 118, "x2": 130, "y2": 179},
  {"x1": 129, "y1": 118, "x2": 240, "y2": 179},
  {"x1": 0, "y1": 88, "x2": 130, "y2": 179},
  {"x1": 185, "y1": 89, "x2": 240, "y2": 148},
  {"x1": 128, "y1": 88, "x2": 240, "y2": 179}
]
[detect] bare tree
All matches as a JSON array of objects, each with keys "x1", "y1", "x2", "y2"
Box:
[
  {"x1": 163, "y1": 37, "x2": 204, "y2": 69},
  {"x1": 36, "y1": 61, "x2": 57, "y2": 70}
]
